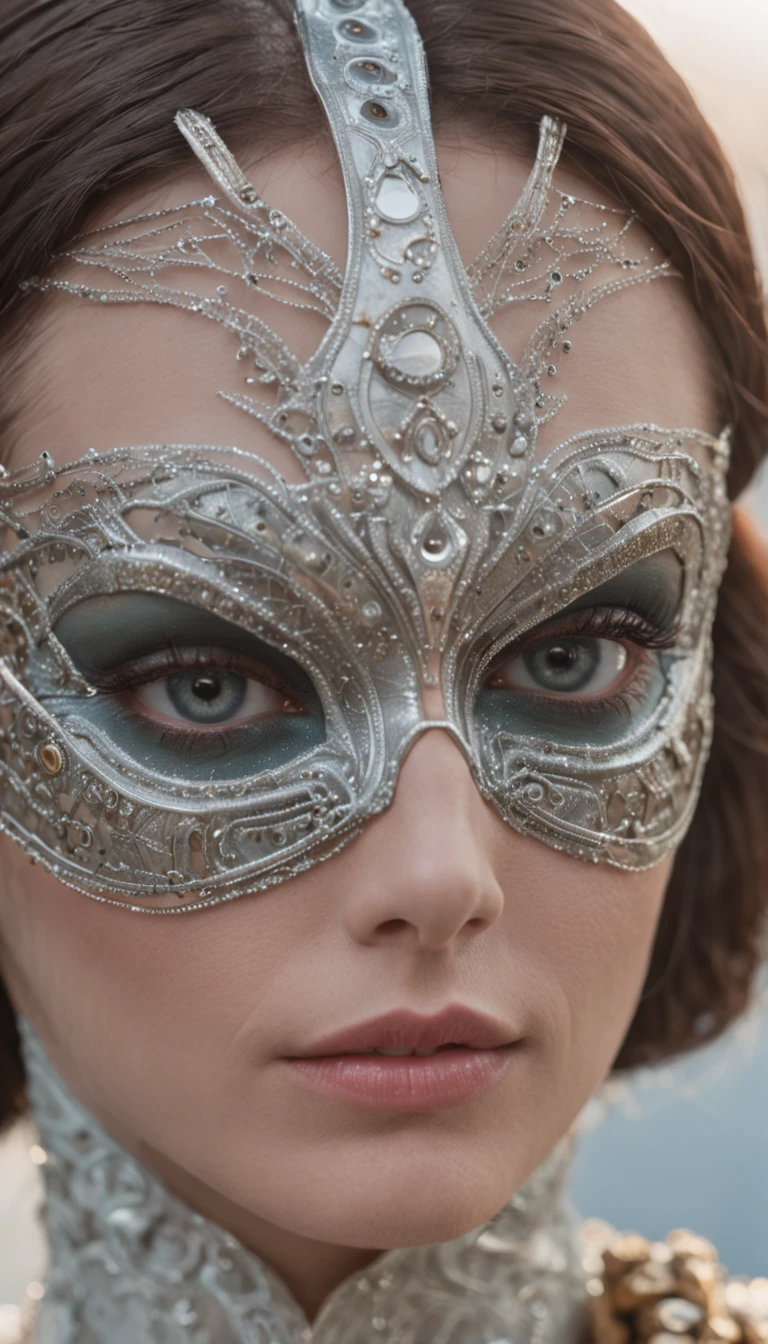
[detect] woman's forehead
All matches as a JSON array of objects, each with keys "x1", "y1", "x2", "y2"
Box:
[{"x1": 16, "y1": 129, "x2": 718, "y2": 483}]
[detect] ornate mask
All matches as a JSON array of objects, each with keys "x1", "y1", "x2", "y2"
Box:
[{"x1": 2, "y1": 0, "x2": 730, "y2": 911}]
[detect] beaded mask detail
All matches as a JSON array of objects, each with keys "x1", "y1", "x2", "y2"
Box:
[{"x1": 4, "y1": 0, "x2": 730, "y2": 910}]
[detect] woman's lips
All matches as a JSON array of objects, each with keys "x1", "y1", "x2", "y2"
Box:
[
  {"x1": 284, "y1": 1043, "x2": 519, "y2": 1111},
  {"x1": 283, "y1": 1006, "x2": 520, "y2": 1111}
]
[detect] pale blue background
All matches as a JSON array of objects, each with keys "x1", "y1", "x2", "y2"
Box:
[{"x1": 570, "y1": 994, "x2": 768, "y2": 1276}]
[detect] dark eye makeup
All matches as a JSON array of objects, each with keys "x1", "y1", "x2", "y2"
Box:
[
  {"x1": 51, "y1": 593, "x2": 326, "y2": 780},
  {"x1": 46, "y1": 550, "x2": 686, "y2": 773},
  {"x1": 475, "y1": 551, "x2": 683, "y2": 748},
  {"x1": 54, "y1": 593, "x2": 319, "y2": 695},
  {"x1": 556, "y1": 550, "x2": 684, "y2": 630}
]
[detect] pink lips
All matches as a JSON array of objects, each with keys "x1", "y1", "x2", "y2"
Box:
[{"x1": 284, "y1": 1007, "x2": 520, "y2": 1112}]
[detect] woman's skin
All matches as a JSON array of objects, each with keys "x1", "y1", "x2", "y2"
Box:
[{"x1": 0, "y1": 125, "x2": 717, "y2": 1320}]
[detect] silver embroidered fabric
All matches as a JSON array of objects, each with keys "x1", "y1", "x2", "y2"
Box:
[
  {"x1": 20, "y1": 1021, "x2": 587, "y2": 1344},
  {"x1": 1, "y1": 0, "x2": 731, "y2": 911}
]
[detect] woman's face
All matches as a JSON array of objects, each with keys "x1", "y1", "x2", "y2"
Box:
[{"x1": 0, "y1": 129, "x2": 718, "y2": 1264}]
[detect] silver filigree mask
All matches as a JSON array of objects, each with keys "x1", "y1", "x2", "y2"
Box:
[{"x1": 2, "y1": 0, "x2": 730, "y2": 911}]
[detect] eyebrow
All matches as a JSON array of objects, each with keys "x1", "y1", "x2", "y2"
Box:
[{"x1": 560, "y1": 550, "x2": 684, "y2": 629}]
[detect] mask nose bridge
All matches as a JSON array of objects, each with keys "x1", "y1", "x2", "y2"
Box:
[{"x1": 391, "y1": 716, "x2": 474, "y2": 777}]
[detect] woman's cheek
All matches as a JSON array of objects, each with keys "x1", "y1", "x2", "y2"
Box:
[{"x1": 494, "y1": 836, "x2": 671, "y2": 1094}]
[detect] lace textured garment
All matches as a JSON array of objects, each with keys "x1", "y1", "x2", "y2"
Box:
[{"x1": 17, "y1": 1022, "x2": 587, "y2": 1344}]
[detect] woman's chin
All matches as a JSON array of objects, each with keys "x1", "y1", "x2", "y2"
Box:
[{"x1": 260, "y1": 1151, "x2": 523, "y2": 1251}]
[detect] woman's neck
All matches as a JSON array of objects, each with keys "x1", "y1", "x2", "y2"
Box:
[{"x1": 128, "y1": 1140, "x2": 380, "y2": 1321}]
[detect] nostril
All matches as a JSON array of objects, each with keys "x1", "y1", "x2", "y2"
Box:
[{"x1": 377, "y1": 918, "x2": 410, "y2": 937}]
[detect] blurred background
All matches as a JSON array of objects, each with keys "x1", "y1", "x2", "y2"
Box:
[{"x1": 1, "y1": 0, "x2": 768, "y2": 1314}]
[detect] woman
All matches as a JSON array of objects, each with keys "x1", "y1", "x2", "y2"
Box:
[{"x1": 0, "y1": 0, "x2": 767, "y2": 1339}]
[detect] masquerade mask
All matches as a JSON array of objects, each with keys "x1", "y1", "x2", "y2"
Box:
[{"x1": 3, "y1": 0, "x2": 730, "y2": 910}]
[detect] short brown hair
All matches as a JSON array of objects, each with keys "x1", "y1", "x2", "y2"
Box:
[{"x1": 1, "y1": 0, "x2": 767, "y2": 1127}]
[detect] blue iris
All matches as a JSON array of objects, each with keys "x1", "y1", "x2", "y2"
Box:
[{"x1": 166, "y1": 670, "x2": 247, "y2": 725}]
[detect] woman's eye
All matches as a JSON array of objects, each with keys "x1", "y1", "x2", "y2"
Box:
[
  {"x1": 489, "y1": 636, "x2": 629, "y2": 697},
  {"x1": 132, "y1": 668, "x2": 301, "y2": 727}
]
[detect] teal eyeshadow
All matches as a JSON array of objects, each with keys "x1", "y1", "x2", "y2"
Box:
[
  {"x1": 473, "y1": 550, "x2": 682, "y2": 749},
  {"x1": 50, "y1": 692, "x2": 326, "y2": 780},
  {"x1": 474, "y1": 654, "x2": 668, "y2": 750},
  {"x1": 557, "y1": 551, "x2": 684, "y2": 629},
  {"x1": 50, "y1": 593, "x2": 326, "y2": 780},
  {"x1": 54, "y1": 593, "x2": 319, "y2": 698}
]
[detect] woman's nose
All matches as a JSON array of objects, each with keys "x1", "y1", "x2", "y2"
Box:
[{"x1": 340, "y1": 729, "x2": 505, "y2": 951}]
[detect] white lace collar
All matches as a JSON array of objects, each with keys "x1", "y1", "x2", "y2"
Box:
[{"x1": 20, "y1": 1021, "x2": 587, "y2": 1344}]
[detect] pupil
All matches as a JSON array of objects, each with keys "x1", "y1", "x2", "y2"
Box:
[
  {"x1": 545, "y1": 645, "x2": 578, "y2": 672},
  {"x1": 191, "y1": 673, "x2": 222, "y2": 703}
]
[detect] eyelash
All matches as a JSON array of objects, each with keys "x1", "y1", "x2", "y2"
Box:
[
  {"x1": 516, "y1": 604, "x2": 678, "y2": 652},
  {"x1": 486, "y1": 604, "x2": 677, "y2": 721},
  {"x1": 93, "y1": 645, "x2": 305, "y2": 738},
  {"x1": 108, "y1": 702, "x2": 248, "y2": 758}
]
